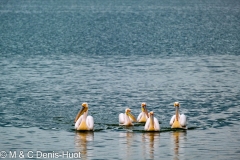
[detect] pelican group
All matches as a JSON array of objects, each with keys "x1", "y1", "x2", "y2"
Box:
[
  {"x1": 74, "y1": 103, "x2": 94, "y2": 131},
  {"x1": 170, "y1": 102, "x2": 187, "y2": 129},
  {"x1": 74, "y1": 102, "x2": 187, "y2": 132}
]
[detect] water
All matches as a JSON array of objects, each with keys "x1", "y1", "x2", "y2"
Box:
[{"x1": 0, "y1": 0, "x2": 240, "y2": 159}]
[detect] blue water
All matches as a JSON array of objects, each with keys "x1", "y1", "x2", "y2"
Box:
[{"x1": 0, "y1": 0, "x2": 240, "y2": 159}]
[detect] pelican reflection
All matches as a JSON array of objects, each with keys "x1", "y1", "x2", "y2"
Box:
[
  {"x1": 75, "y1": 131, "x2": 94, "y2": 160},
  {"x1": 171, "y1": 131, "x2": 187, "y2": 160},
  {"x1": 119, "y1": 132, "x2": 134, "y2": 159},
  {"x1": 142, "y1": 132, "x2": 160, "y2": 159},
  {"x1": 119, "y1": 131, "x2": 160, "y2": 159}
]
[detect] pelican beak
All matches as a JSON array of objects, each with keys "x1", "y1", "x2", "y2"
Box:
[
  {"x1": 148, "y1": 111, "x2": 155, "y2": 130},
  {"x1": 74, "y1": 106, "x2": 87, "y2": 122},
  {"x1": 143, "y1": 106, "x2": 149, "y2": 118},
  {"x1": 141, "y1": 103, "x2": 149, "y2": 118},
  {"x1": 127, "y1": 112, "x2": 137, "y2": 122}
]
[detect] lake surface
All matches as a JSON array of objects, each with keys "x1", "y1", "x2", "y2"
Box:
[{"x1": 0, "y1": 0, "x2": 240, "y2": 159}]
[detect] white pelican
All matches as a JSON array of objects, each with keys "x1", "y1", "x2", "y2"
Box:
[
  {"x1": 137, "y1": 102, "x2": 149, "y2": 123},
  {"x1": 144, "y1": 111, "x2": 160, "y2": 131},
  {"x1": 74, "y1": 103, "x2": 94, "y2": 131},
  {"x1": 170, "y1": 102, "x2": 187, "y2": 129},
  {"x1": 119, "y1": 108, "x2": 137, "y2": 126}
]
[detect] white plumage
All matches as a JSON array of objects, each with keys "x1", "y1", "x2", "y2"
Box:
[
  {"x1": 170, "y1": 102, "x2": 187, "y2": 129},
  {"x1": 119, "y1": 108, "x2": 137, "y2": 126},
  {"x1": 137, "y1": 102, "x2": 149, "y2": 123},
  {"x1": 74, "y1": 103, "x2": 94, "y2": 131},
  {"x1": 144, "y1": 111, "x2": 160, "y2": 131}
]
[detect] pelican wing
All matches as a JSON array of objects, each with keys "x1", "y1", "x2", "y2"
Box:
[
  {"x1": 180, "y1": 114, "x2": 187, "y2": 127},
  {"x1": 75, "y1": 115, "x2": 83, "y2": 129},
  {"x1": 154, "y1": 117, "x2": 160, "y2": 131},
  {"x1": 170, "y1": 115, "x2": 176, "y2": 126},
  {"x1": 119, "y1": 113, "x2": 125, "y2": 124},
  {"x1": 144, "y1": 118, "x2": 150, "y2": 131},
  {"x1": 86, "y1": 116, "x2": 94, "y2": 130},
  {"x1": 137, "y1": 112, "x2": 143, "y2": 122}
]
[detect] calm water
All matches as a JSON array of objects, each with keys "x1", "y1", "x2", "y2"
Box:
[{"x1": 0, "y1": 0, "x2": 240, "y2": 159}]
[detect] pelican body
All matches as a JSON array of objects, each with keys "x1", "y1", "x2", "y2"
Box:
[
  {"x1": 144, "y1": 111, "x2": 160, "y2": 131},
  {"x1": 170, "y1": 102, "x2": 187, "y2": 129},
  {"x1": 119, "y1": 108, "x2": 137, "y2": 126},
  {"x1": 137, "y1": 102, "x2": 149, "y2": 123},
  {"x1": 75, "y1": 103, "x2": 94, "y2": 131}
]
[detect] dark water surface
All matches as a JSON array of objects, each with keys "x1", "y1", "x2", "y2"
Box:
[{"x1": 1, "y1": 0, "x2": 240, "y2": 159}]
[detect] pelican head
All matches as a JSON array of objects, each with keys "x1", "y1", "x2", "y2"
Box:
[
  {"x1": 174, "y1": 102, "x2": 180, "y2": 107},
  {"x1": 125, "y1": 108, "x2": 137, "y2": 122},
  {"x1": 74, "y1": 102, "x2": 89, "y2": 122},
  {"x1": 141, "y1": 102, "x2": 146, "y2": 107},
  {"x1": 149, "y1": 111, "x2": 154, "y2": 116}
]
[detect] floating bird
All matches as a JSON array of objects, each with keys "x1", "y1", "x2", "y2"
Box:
[
  {"x1": 137, "y1": 102, "x2": 149, "y2": 123},
  {"x1": 144, "y1": 111, "x2": 160, "y2": 131},
  {"x1": 119, "y1": 108, "x2": 137, "y2": 126},
  {"x1": 170, "y1": 102, "x2": 187, "y2": 129},
  {"x1": 74, "y1": 103, "x2": 94, "y2": 131}
]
